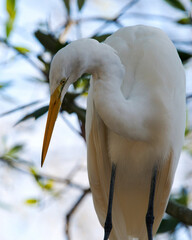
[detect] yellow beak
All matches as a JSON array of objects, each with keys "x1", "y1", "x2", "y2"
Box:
[{"x1": 41, "y1": 82, "x2": 64, "y2": 167}]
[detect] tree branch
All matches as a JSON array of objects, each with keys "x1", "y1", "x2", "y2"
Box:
[
  {"x1": 91, "y1": 0, "x2": 140, "y2": 36},
  {"x1": 0, "y1": 156, "x2": 84, "y2": 190},
  {"x1": 0, "y1": 100, "x2": 43, "y2": 117},
  {"x1": 166, "y1": 200, "x2": 192, "y2": 226},
  {"x1": 0, "y1": 37, "x2": 46, "y2": 76},
  {"x1": 65, "y1": 188, "x2": 91, "y2": 240}
]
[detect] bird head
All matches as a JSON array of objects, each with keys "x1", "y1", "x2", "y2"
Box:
[
  {"x1": 41, "y1": 43, "x2": 82, "y2": 167},
  {"x1": 41, "y1": 38, "x2": 124, "y2": 167}
]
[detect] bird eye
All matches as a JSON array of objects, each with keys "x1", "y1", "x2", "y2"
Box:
[{"x1": 60, "y1": 78, "x2": 66, "y2": 85}]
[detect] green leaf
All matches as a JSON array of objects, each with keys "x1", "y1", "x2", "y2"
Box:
[
  {"x1": 35, "y1": 30, "x2": 66, "y2": 54},
  {"x1": 174, "y1": 188, "x2": 188, "y2": 206},
  {"x1": 7, "y1": 144, "x2": 23, "y2": 154},
  {"x1": 185, "y1": 114, "x2": 190, "y2": 136},
  {"x1": 63, "y1": 0, "x2": 70, "y2": 14},
  {"x1": 177, "y1": 50, "x2": 192, "y2": 63},
  {"x1": 44, "y1": 179, "x2": 54, "y2": 190},
  {"x1": 14, "y1": 46, "x2": 30, "y2": 54},
  {"x1": 157, "y1": 217, "x2": 179, "y2": 233},
  {"x1": 177, "y1": 17, "x2": 192, "y2": 24},
  {"x1": 30, "y1": 167, "x2": 44, "y2": 188},
  {"x1": 185, "y1": 127, "x2": 190, "y2": 136},
  {"x1": 0, "y1": 81, "x2": 11, "y2": 90},
  {"x1": 0, "y1": 100, "x2": 42, "y2": 117},
  {"x1": 6, "y1": 18, "x2": 14, "y2": 37},
  {"x1": 78, "y1": 0, "x2": 85, "y2": 10},
  {"x1": 15, "y1": 105, "x2": 49, "y2": 126},
  {"x1": 29, "y1": 168, "x2": 54, "y2": 191},
  {"x1": 30, "y1": 167, "x2": 42, "y2": 182},
  {"x1": 73, "y1": 73, "x2": 90, "y2": 91},
  {"x1": 185, "y1": 110, "x2": 190, "y2": 137},
  {"x1": 93, "y1": 34, "x2": 111, "y2": 42},
  {"x1": 4, "y1": 144, "x2": 24, "y2": 159},
  {"x1": 6, "y1": 0, "x2": 16, "y2": 20},
  {"x1": 163, "y1": 0, "x2": 186, "y2": 11},
  {"x1": 25, "y1": 198, "x2": 40, "y2": 205},
  {"x1": 6, "y1": 0, "x2": 16, "y2": 37}
]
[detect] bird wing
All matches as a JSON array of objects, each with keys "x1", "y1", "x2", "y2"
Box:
[
  {"x1": 86, "y1": 88, "x2": 176, "y2": 240},
  {"x1": 86, "y1": 78, "x2": 109, "y2": 224},
  {"x1": 153, "y1": 149, "x2": 175, "y2": 234}
]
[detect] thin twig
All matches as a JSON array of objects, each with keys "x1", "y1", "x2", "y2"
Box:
[
  {"x1": 122, "y1": 12, "x2": 176, "y2": 22},
  {"x1": 0, "y1": 156, "x2": 83, "y2": 190},
  {"x1": 77, "y1": 12, "x2": 175, "y2": 24},
  {"x1": 65, "y1": 188, "x2": 91, "y2": 240},
  {"x1": 0, "y1": 100, "x2": 43, "y2": 117},
  {"x1": 173, "y1": 40, "x2": 192, "y2": 46},
  {"x1": 60, "y1": 113, "x2": 82, "y2": 137},
  {"x1": 91, "y1": 0, "x2": 140, "y2": 36},
  {"x1": 0, "y1": 37, "x2": 45, "y2": 76},
  {"x1": 186, "y1": 94, "x2": 192, "y2": 101},
  {"x1": 118, "y1": 0, "x2": 140, "y2": 18}
]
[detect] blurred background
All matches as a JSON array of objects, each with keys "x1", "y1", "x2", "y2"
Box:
[{"x1": 0, "y1": 0, "x2": 192, "y2": 239}]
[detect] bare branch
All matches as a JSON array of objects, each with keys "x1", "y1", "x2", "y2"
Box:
[
  {"x1": 60, "y1": 113, "x2": 82, "y2": 137},
  {"x1": 0, "y1": 156, "x2": 84, "y2": 190},
  {"x1": 91, "y1": 0, "x2": 140, "y2": 36},
  {"x1": 172, "y1": 40, "x2": 192, "y2": 46},
  {"x1": 65, "y1": 188, "x2": 91, "y2": 240},
  {"x1": 166, "y1": 200, "x2": 192, "y2": 226},
  {"x1": 0, "y1": 100, "x2": 43, "y2": 117},
  {"x1": 118, "y1": 0, "x2": 141, "y2": 18},
  {"x1": 122, "y1": 12, "x2": 175, "y2": 22},
  {"x1": 0, "y1": 37, "x2": 46, "y2": 76}
]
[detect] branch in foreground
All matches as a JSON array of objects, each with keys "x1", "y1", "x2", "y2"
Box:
[
  {"x1": 1, "y1": 155, "x2": 192, "y2": 230},
  {"x1": 0, "y1": 156, "x2": 83, "y2": 190},
  {"x1": 166, "y1": 199, "x2": 192, "y2": 226},
  {"x1": 65, "y1": 188, "x2": 91, "y2": 240},
  {"x1": 0, "y1": 38, "x2": 47, "y2": 77},
  {"x1": 64, "y1": 194, "x2": 192, "y2": 240}
]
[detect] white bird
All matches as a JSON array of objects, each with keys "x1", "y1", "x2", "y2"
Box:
[{"x1": 41, "y1": 25, "x2": 186, "y2": 240}]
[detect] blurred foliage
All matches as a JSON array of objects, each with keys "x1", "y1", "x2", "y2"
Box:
[
  {"x1": 163, "y1": 0, "x2": 186, "y2": 11},
  {"x1": 63, "y1": 0, "x2": 70, "y2": 14},
  {"x1": 29, "y1": 167, "x2": 54, "y2": 191},
  {"x1": 25, "y1": 198, "x2": 41, "y2": 206},
  {"x1": 0, "y1": 81, "x2": 11, "y2": 90},
  {"x1": 35, "y1": 30, "x2": 66, "y2": 54},
  {"x1": 15, "y1": 105, "x2": 49, "y2": 126},
  {"x1": 14, "y1": 46, "x2": 30, "y2": 54},
  {"x1": 158, "y1": 188, "x2": 189, "y2": 235},
  {"x1": 0, "y1": 0, "x2": 192, "y2": 239},
  {"x1": 5, "y1": 0, "x2": 17, "y2": 37},
  {"x1": 3, "y1": 143, "x2": 24, "y2": 160},
  {"x1": 77, "y1": 0, "x2": 86, "y2": 11}
]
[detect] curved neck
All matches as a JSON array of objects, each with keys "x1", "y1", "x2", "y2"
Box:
[
  {"x1": 80, "y1": 43, "x2": 125, "y2": 84},
  {"x1": 92, "y1": 73, "x2": 151, "y2": 142},
  {"x1": 65, "y1": 40, "x2": 152, "y2": 142}
]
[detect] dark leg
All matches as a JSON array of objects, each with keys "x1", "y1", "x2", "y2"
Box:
[
  {"x1": 146, "y1": 166, "x2": 158, "y2": 240},
  {"x1": 103, "y1": 163, "x2": 117, "y2": 240}
]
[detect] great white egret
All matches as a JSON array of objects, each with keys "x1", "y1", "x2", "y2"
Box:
[{"x1": 41, "y1": 25, "x2": 186, "y2": 240}]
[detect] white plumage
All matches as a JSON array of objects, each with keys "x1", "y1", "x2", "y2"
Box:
[{"x1": 42, "y1": 25, "x2": 186, "y2": 240}]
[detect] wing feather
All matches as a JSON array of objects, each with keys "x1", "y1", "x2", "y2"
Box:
[
  {"x1": 86, "y1": 80, "x2": 180, "y2": 240},
  {"x1": 86, "y1": 79, "x2": 111, "y2": 226}
]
